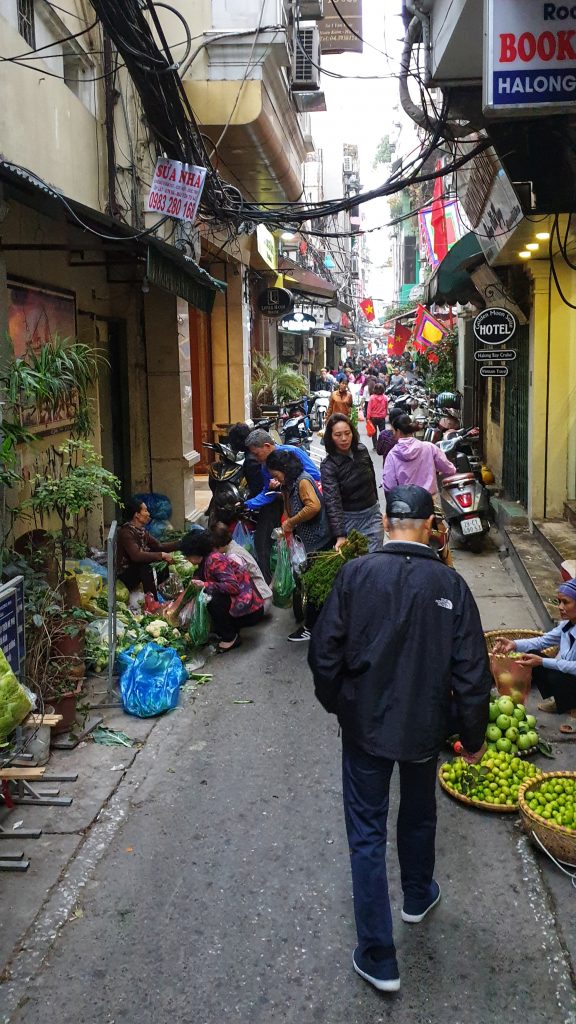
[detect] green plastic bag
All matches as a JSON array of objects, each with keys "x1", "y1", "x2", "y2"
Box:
[
  {"x1": 0, "y1": 649, "x2": 33, "y2": 742},
  {"x1": 188, "y1": 590, "x2": 211, "y2": 647},
  {"x1": 272, "y1": 536, "x2": 295, "y2": 608}
]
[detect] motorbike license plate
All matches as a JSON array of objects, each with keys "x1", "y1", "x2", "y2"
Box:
[{"x1": 461, "y1": 517, "x2": 483, "y2": 536}]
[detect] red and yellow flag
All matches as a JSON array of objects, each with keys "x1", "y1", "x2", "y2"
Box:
[
  {"x1": 413, "y1": 304, "x2": 447, "y2": 349},
  {"x1": 359, "y1": 297, "x2": 375, "y2": 322}
]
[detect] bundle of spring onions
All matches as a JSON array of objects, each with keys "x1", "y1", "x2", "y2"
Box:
[{"x1": 301, "y1": 530, "x2": 369, "y2": 605}]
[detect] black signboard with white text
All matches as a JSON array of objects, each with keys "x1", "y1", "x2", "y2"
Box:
[
  {"x1": 474, "y1": 349, "x2": 517, "y2": 362},
  {"x1": 480, "y1": 365, "x2": 509, "y2": 378},
  {"x1": 473, "y1": 307, "x2": 517, "y2": 345},
  {"x1": 257, "y1": 288, "x2": 294, "y2": 318}
]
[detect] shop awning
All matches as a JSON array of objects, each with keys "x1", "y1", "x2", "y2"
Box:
[
  {"x1": 147, "y1": 240, "x2": 226, "y2": 314},
  {"x1": 0, "y1": 159, "x2": 226, "y2": 313},
  {"x1": 279, "y1": 257, "x2": 338, "y2": 301},
  {"x1": 424, "y1": 232, "x2": 484, "y2": 306}
]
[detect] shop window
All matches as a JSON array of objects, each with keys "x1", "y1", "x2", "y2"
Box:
[
  {"x1": 490, "y1": 378, "x2": 501, "y2": 424},
  {"x1": 17, "y1": 0, "x2": 35, "y2": 48}
]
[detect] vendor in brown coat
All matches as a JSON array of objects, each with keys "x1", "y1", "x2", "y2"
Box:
[
  {"x1": 116, "y1": 498, "x2": 181, "y2": 599},
  {"x1": 326, "y1": 380, "x2": 353, "y2": 419}
]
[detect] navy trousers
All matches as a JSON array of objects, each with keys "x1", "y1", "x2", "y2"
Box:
[{"x1": 342, "y1": 739, "x2": 437, "y2": 960}]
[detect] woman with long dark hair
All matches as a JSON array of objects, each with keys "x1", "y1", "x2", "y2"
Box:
[
  {"x1": 266, "y1": 448, "x2": 332, "y2": 642},
  {"x1": 321, "y1": 414, "x2": 384, "y2": 553}
]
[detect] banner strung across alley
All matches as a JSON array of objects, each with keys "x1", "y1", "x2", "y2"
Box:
[
  {"x1": 485, "y1": 0, "x2": 576, "y2": 114},
  {"x1": 146, "y1": 159, "x2": 207, "y2": 222}
]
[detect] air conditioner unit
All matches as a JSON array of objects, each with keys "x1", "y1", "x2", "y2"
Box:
[
  {"x1": 343, "y1": 156, "x2": 354, "y2": 174},
  {"x1": 350, "y1": 255, "x2": 360, "y2": 277},
  {"x1": 291, "y1": 26, "x2": 321, "y2": 91},
  {"x1": 299, "y1": 0, "x2": 324, "y2": 18}
]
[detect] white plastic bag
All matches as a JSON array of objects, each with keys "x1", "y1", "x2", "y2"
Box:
[{"x1": 290, "y1": 537, "x2": 308, "y2": 574}]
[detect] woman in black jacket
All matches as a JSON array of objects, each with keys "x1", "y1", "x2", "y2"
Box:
[{"x1": 321, "y1": 414, "x2": 384, "y2": 552}]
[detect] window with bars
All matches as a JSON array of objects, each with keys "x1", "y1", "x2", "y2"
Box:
[{"x1": 17, "y1": 0, "x2": 36, "y2": 49}]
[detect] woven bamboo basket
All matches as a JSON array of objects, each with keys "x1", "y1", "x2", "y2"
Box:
[
  {"x1": 518, "y1": 772, "x2": 576, "y2": 867},
  {"x1": 438, "y1": 768, "x2": 518, "y2": 813},
  {"x1": 484, "y1": 630, "x2": 557, "y2": 657},
  {"x1": 484, "y1": 630, "x2": 557, "y2": 702}
]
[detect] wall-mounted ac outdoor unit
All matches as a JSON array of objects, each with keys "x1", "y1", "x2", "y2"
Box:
[
  {"x1": 350, "y1": 255, "x2": 360, "y2": 278},
  {"x1": 299, "y1": 0, "x2": 324, "y2": 18},
  {"x1": 291, "y1": 26, "x2": 321, "y2": 90},
  {"x1": 343, "y1": 156, "x2": 354, "y2": 174}
]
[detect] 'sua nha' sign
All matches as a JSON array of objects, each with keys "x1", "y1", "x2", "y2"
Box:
[
  {"x1": 485, "y1": 0, "x2": 576, "y2": 114},
  {"x1": 146, "y1": 159, "x2": 207, "y2": 222}
]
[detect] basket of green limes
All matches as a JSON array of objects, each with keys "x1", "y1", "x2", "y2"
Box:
[
  {"x1": 439, "y1": 751, "x2": 542, "y2": 812},
  {"x1": 518, "y1": 771, "x2": 576, "y2": 866}
]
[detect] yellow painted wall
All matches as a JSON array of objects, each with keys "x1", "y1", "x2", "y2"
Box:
[
  {"x1": 484, "y1": 379, "x2": 504, "y2": 484},
  {"x1": 0, "y1": 13, "x2": 104, "y2": 209},
  {"x1": 527, "y1": 259, "x2": 576, "y2": 520}
]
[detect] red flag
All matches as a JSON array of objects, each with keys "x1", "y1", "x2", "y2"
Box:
[
  {"x1": 431, "y1": 161, "x2": 448, "y2": 263},
  {"x1": 359, "y1": 298, "x2": 375, "y2": 322},
  {"x1": 394, "y1": 322, "x2": 411, "y2": 356}
]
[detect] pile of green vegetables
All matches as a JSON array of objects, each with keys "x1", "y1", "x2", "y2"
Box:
[{"x1": 302, "y1": 530, "x2": 369, "y2": 605}]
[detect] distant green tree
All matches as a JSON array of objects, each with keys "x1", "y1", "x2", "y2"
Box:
[{"x1": 373, "y1": 135, "x2": 395, "y2": 169}]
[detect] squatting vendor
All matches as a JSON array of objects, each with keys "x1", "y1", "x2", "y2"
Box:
[
  {"x1": 494, "y1": 578, "x2": 576, "y2": 718},
  {"x1": 117, "y1": 497, "x2": 181, "y2": 600}
]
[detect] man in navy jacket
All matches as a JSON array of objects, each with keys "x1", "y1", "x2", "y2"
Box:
[{"x1": 308, "y1": 485, "x2": 491, "y2": 993}]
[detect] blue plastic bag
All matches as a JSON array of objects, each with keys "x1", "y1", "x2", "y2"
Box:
[
  {"x1": 232, "y1": 521, "x2": 255, "y2": 555},
  {"x1": 132, "y1": 492, "x2": 173, "y2": 521},
  {"x1": 119, "y1": 643, "x2": 187, "y2": 718}
]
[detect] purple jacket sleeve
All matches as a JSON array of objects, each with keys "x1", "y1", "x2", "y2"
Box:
[{"x1": 432, "y1": 447, "x2": 456, "y2": 478}]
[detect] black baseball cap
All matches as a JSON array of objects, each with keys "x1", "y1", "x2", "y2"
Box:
[{"x1": 386, "y1": 485, "x2": 434, "y2": 520}]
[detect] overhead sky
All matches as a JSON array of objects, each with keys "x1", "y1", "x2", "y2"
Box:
[{"x1": 318, "y1": 0, "x2": 408, "y2": 305}]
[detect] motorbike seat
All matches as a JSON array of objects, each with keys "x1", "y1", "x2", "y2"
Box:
[{"x1": 442, "y1": 473, "x2": 476, "y2": 487}]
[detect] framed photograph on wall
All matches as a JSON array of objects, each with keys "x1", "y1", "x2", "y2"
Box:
[{"x1": 7, "y1": 278, "x2": 78, "y2": 435}]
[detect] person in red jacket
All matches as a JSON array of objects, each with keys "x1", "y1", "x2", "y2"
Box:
[{"x1": 366, "y1": 383, "x2": 389, "y2": 449}]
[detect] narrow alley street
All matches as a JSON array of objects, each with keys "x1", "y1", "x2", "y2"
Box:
[{"x1": 2, "y1": 465, "x2": 576, "y2": 1022}]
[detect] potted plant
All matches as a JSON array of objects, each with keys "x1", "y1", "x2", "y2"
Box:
[
  {"x1": 24, "y1": 439, "x2": 121, "y2": 587},
  {"x1": 251, "y1": 353, "x2": 308, "y2": 414}
]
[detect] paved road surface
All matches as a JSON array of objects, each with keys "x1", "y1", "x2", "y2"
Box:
[{"x1": 2, "y1": 431, "x2": 575, "y2": 1023}]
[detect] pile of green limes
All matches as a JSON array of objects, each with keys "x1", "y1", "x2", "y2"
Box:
[
  {"x1": 523, "y1": 776, "x2": 576, "y2": 828},
  {"x1": 441, "y1": 751, "x2": 541, "y2": 807},
  {"x1": 486, "y1": 695, "x2": 539, "y2": 755}
]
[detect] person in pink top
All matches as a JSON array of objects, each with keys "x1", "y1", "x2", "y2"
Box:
[
  {"x1": 366, "y1": 383, "x2": 389, "y2": 450},
  {"x1": 382, "y1": 414, "x2": 456, "y2": 502}
]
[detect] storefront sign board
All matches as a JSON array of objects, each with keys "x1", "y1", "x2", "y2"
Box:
[
  {"x1": 485, "y1": 0, "x2": 576, "y2": 114},
  {"x1": 146, "y1": 159, "x2": 207, "y2": 222},
  {"x1": 473, "y1": 307, "x2": 517, "y2": 343}
]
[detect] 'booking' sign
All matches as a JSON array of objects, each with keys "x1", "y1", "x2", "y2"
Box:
[{"x1": 484, "y1": 0, "x2": 576, "y2": 114}]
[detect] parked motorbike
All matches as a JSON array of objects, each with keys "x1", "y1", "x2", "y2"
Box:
[
  {"x1": 437, "y1": 431, "x2": 492, "y2": 552},
  {"x1": 310, "y1": 390, "x2": 332, "y2": 430},
  {"x1": 279, "y1": 396, "x2": 317, "y2": 449},
  {"x1": 202, "y1": 441, "x2": 248, "y2": 524}
]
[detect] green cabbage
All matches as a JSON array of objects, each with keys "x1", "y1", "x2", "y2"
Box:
[{"x1": 0, "y1": 650, "x2": 33, "y2": 741}]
